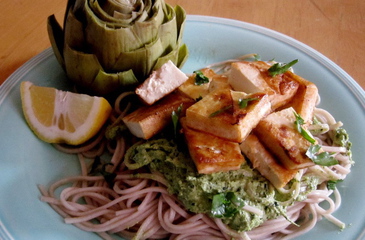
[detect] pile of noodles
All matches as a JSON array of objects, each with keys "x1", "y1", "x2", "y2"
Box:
[{"x1": 38, "y1": 57, "x2": 353, "y2": 240}]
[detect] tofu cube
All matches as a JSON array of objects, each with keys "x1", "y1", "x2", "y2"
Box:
[
  {"x1": 185, "y1": 89, "x2": 271, "y2": 143},
  {"x1": 281, "y1": 71, "x2": 318, "y2": 123},
  {"x1": 181, "y1": 118, "x2": 245, "y2": 174},
  {"x1": 136, "y1": 60, "x2": 188, "y2": 105},
  {"x1": 240, "y1": 134, "x2": 298, "y2": 188},
  {"x1": 208, "y1": 74, "x2": 232, "y2": 93},
  {"x1": 178, "y1": 68, "x2": 216, "y2": 100},
  {"x1": 254, "y1": 107, "x2": 315, "y2": 170},
  {"x1": 229, "y1": 61, "x2": 300, "y2": 111},
  {"x1": 229, "y1": 61, "x2": 275, "y2": 94},
  {"x1": 122, "y1": 92, "x2": 194, "y2": 139}
]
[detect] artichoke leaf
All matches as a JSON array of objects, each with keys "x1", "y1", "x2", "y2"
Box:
[
  {"x1": 71, "y1": 0, "x2": 88, "y2": 21},
  {"x1": 102, "y1": 0, "x2": 152, "y2": 26},
  {"x1": 84, "y1": 4, "x2": 145, "y2": 69},
  {"x1": 102, "y1": 0, "x2": 135, "y2": 15},
  {"x1": 133, "y1": 4, "x2": 165, "y2": 46},
  {"x1": 157, "y1": 4, "x2": 178, "y2": 51},
  {"x1": 177, "y1": 43, "x2": 189, "y2": 68},
  {"x1": 103, "y1": 0, "x2": 143, "y2": 16},
  {"x1": 88, "y1": 0, "x2": 154, "y2": 28},
  {"x1": 64, "y1": 44, "x2": 102, "y2": 89},
  {"x1": 64, "y1": 0, "x2": 79, "y2": 27},
  {"x1": 64, "y1": 44, "x2": 138, "y2": 95},
  {"x1": 47, "y1": 15, "x2": 65, "y2": 70},
  {"x1": 144, "y1": 36, "x2": 166, "y2": 75},
  {"x1": 112, "y1": 11, "x2": 135, "y2": 22},
  {"x1": 64, "y1": 8, "x2": 86, "y2": 50},
  {"x1": 153, "y1": 43, "x2": 188, "y2": 71},
  {"x1": 174, "y1": 5, "x2": 187, "y2": 44},
  {"x1": 88, "y1": 0, "x2": 135, "y2": 26},
  {"x1": 113, "y1": 36, "x2": 165, "y2": 79},
  {"x1": 92, "y1": 69, "x2": 139, "y2": 95},
  {"x1": 134, "y1": 0, "x2": 151, "y2": 22}
]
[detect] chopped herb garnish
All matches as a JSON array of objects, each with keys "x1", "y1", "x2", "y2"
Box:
[
  {"x1": 268, "y1": 59, "x2": 298, "y2": 77},
  {"x1": 209, "y1": 105, "x2": 233, "y2": 118},
  {"x1": 89, "y1": 157, "x2": 117, "y2": 188},
  {"x1": 193, "y1": 70, "x2": 209, "y2": 85},
  {"x1": 195, "y1": 96, "x2": 203, "y2": 102},
  {"x1": 306, "y1": 144, "x2": 338, "y2": 166},
  {"x1": 333, "y1": 128, "x2": 352, "y2": 151},
  {"x1": 101, "y1": 163, "x2": 117, "y2": 187},
  {"x1": 254, "y1": 54, "x2": 261, "y2": 61},
  {"x1": 171, "y1": 104, "x2": 183, "y2": 137},
  {"x1": 327, "y1": 179, "x2": 343, "y2": 190},
  {"x1": 294, "y1": 112, "x2": 316, "y2": 144},
  {"x1": 238, "y1": 97, "x2": 259, "y2": 109},
  {"x1": 211, "y1": 192, "x2": 245, "y2": 218},
  {"x1": 294, "y1": 112, "x2": 338, "y2": 166}
]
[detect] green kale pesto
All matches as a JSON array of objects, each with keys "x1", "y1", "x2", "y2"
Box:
[{"x1": 124, "y1": 138, "x2": 318, "y2": 232}]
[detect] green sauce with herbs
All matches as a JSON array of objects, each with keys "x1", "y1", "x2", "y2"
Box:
[{"x1": 124, "y1": 138, "x2": 318, "y2": 231}]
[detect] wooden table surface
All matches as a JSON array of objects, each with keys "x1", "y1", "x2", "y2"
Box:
[{"x1": 1, "y1": 0, "x2": 364, "y2": 90}]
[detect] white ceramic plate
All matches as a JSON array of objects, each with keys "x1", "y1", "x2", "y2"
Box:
[{"x1": 0, "y1": 15, "x2": 364, "y2": 240}]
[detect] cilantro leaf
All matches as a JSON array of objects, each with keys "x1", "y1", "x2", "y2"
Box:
[
  {"x1": 211, "y1": 192, "x2": 245, "y2": 218},
  {"x1": 89, "y1": 157, "x2": 117, "y2": 188},
  {"x1": 268, "y1": 59, "x2": 298, "y2": 77},
  {"x1": 254, "y1": 54, "x2": 261, "y2": 61},
  {"x1": 327, "y1": 179, "x2": 343, "y2": 190},
  {"x1": 101, "y1": 163, "x2": 117, "y2": 188},
  {"x1": 171, "y1": 104, "x2": 183, "y2": 137},
  {"x1": 193, "y1": 70, "x2": 209, "y2": 85},
  {"x1": 306, "y1": 144, "x2": 339, "y2": 166},
  {"x1": 211, "y1": 193, "x2": 227, "y2": 218},
  {"x1": 209, "y1": 105, "x2": 233, "y2": 118},
  {"x1": 238, "y1": 97, "x2": 259, "y2": 108},
  {"x1": 293, "y1": 112, "x2": 316, "y2": 144}
]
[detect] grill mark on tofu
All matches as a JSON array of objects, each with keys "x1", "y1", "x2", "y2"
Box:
[
  {"x1": 240, "y1": 134, "x2": 298, "y2": 189},
  {"x1": 254, "y1": 107, "x2": 315, "y2": 170},
  {"x1": 181, "y1": 118, "x2": 245, "y2": 174},
  {"x1": 232, "y1": 92, "x2": 267, "y2": 124}
]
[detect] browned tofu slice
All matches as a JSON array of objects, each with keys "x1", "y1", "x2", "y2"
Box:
[
  {"x1": 249, "y1": 61, "x2": 318, "y2": 121},
  {"x1": 240, "y1": 134, "x2": 298, "y2": 189},
  {"x1": 181, "y1": 118, "x2": 245, "y2": 174},
  {"x1": 254, "y1": 107, "x2": 315, "y2": 170},
  {"x1": 185, "y1": 89, "x2": 271, "y2": 143},
  {"x1": 178, "y1": 68, "x2": 217, "y2": 100},
  {"x1": 122, "y1": 92, "x2": 194, "y2": 139},
  {"x1": 281, "y1": 71, "x2": 318, "y2": 123},
  {"x1": 208, "y1": 74, "x2": 232, "y2": 93},
  {"x1": 229, "y1": 61, "x2": 300, "y2": 111}
]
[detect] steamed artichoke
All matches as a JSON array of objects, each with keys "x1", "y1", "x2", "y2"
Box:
[{"x1": 47, "y1": 0, "x2": 188, "y2": 95}]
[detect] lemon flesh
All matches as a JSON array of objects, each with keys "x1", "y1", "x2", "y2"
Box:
[{"x1": 20, "y1": 81, "x2": 112, "y2": 145}]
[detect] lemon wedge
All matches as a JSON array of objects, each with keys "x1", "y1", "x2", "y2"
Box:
[{"x1": 20, "y1": 81, "x2": 112, "y2": 145}]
